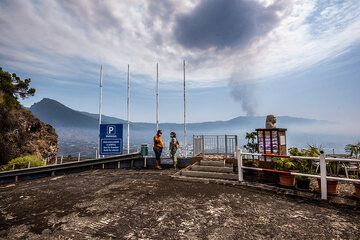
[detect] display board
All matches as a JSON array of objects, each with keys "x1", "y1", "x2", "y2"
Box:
[
  {"x1": 256, "y1": 128, "x2": 287, "y2": 159},
  {"x1": 100, "y1": 124, "x2": 123, "y2": 155}
]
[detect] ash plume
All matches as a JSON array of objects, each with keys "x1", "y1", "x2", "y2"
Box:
[{"x1": 230, "y1": 78, "x2": 257, "y2": 116}]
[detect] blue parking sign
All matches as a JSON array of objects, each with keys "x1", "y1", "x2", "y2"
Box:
[{"x1": 100, "y1": 124, "x2": 123, "y2": 155}]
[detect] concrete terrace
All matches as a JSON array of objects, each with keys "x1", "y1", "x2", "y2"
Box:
[{"x1": 0, "y1": 169, "x2": 359, "y2": 239}]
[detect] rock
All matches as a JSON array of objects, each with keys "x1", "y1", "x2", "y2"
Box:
[{"x1": 0, "y1": 104, "x2": 58, "y2": 164}]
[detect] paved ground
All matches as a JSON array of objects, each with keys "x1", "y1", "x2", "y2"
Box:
[{"x1": 0, "y1": 169, "x2": 359, "y2": 239}]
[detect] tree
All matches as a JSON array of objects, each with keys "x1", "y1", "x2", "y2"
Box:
[
  {"x1": 0, "y1": 67, "x2": 35, "y2": 106},
  {"x1": 345, "y1": 143, "x2": 360, "y2": 159},
  {"x1": 244, "y1": 131, "x2": 258, "y2": 153}
]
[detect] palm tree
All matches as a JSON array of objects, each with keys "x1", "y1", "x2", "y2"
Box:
[
  {"x1": 345, "y1": 144, "x2": 360, "y2": 159},
  {"x1": 244, "y1": 131, "x2": 258, "y2": 153}
]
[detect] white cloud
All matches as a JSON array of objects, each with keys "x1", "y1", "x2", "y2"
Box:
[{"x1": 0, "y1": 0, "x2": 359, "y2": 88}]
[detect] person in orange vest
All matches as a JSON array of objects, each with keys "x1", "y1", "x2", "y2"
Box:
[{"x1": 153, "y1": 129, "x2": 164, "y2": 170}]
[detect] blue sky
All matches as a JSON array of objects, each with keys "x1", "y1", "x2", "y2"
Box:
[{"x1": 0, "y1": 0, "x2": 359, "y2": 135}]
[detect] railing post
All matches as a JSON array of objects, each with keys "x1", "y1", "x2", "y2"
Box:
[
  {"x1": 78, "y1": 152, "x2": 81, "y2": 161},
  {"x1": 28, "y1": 161, "x2": 30, "y2": 168},
  {"x1": 225, "y1": 135, "x2": 228, "y2": 158},
  {"x1": 192, "y1": 135, "x2": 195, "y2": 156},
  {"x1": 237, "y1": 147, "x2": 243, "y2": 181},
  {"x1": 95, "y1": 149, "x2": 98, "y2": 159},
  {"x1": 320, "y1": 153, "x2": 327, "y2": 200},
  {"x1": 235, "y1": 135, "x2": 238, "y2": 152},
  {"x1": 55, "y1": 156, "x2": 58, "y2": 165},
  {"x1": 60, "y1": 156, "x2": 63, "y2": 164},
  {"x1": 202, "y1": 135, "x2": 205, "y2": 159},
  {"x1": 216, "y1": 136, "x2": 219, "y2": 154}
]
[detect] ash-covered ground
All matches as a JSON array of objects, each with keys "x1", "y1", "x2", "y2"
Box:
[{"x1": 0, "y1": 169, "x2": 359, "y2": 239}]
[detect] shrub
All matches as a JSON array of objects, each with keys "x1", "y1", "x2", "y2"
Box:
[
  {"x1": 289, "y1": 145, "x2": 321, "y2": 176},
  {"x1": 1, "y1": 155, "x2": 45, "y2": 171},
  {"x1": 273, "y1": 157, "x2": 296, "y2": 171}
]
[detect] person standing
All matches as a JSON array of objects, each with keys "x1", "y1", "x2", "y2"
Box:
[
  {"x1": 153, "y1": 129, "x2": 164, "y2": 170},
  {"x1": 169, "y1": 131, "x2": 180, "y2": 169}
]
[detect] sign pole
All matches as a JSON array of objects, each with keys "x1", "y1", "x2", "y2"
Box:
[
  {"x1": 156, "y1": 63, "x2": 159, "y2": 131},
  {"x1": 183, "y1": 60, "x2": 187, "y2": 158},
  {"x1": 98, "y1": 64, "x2": 103, "y2": 159},
  {"x1": 127, "y1": 64, "x2": 130, "y2": 154}
]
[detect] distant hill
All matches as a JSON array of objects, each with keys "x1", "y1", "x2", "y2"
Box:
[
  {"x1": 30, "y1": 98, "x2": 99, "y2": 129},
  {"x1": 30, "y1": 98, "x2": 328, "y2": 132},
  {"x1": 30, "y1": 98, "x2": 352, "y2": 155}
]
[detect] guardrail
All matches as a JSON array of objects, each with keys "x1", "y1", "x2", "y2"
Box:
[
  {"x1": 193, "y1": 135, "x2": 238, "y2": 158},
  {"x1": 236, "y1": 149, "x2": 360, "y2": 200},
  {"x1": 0, "y1": 153, "x2": 142, "y2": 183}
]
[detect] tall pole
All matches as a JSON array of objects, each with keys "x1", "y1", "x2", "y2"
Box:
[
  {"x1": 183, "y1": 60, "x2": 187, "y2": 158},
  {"x1": 127, "y1": 64, "x2": 130, "y2": 154},
  {"x1": 156, "y1": 63, "x2": 159, "y2": 131},
  {"x1": 98, "y1": 64, "x2": 103, "y2": 158}
]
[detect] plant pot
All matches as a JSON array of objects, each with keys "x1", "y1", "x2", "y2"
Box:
[
  {"x1": 259, "y1": 172, "x2": 279, "y2": 184},
  {"x1": 278, "y1": 173, "x2": 295, "y2": 187},
  {"x1": 353, "y1": 182, "x2": 360, "y2": 198},
  {"x1": 317, "y1": 179, "x2": 338, "y2": 195},
  {"x1": 295, "y1": 177, "x2": 310, "y2": 190}
]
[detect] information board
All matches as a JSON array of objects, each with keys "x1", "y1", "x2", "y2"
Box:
[{"x1": 100, "y1": 124, "x2": 123, "y2": 155}]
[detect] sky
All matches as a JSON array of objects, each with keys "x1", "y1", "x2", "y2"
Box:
[{"x1": 0, "y1": 0, "x2": 360, "y2": 134}]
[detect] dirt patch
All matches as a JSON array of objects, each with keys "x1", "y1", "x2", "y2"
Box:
[{"x1": 0, "y1": 169, "x2": 359, "y2": 239}]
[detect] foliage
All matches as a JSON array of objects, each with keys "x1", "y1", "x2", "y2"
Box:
[
  {"x1": 1, "y1": 155, "x2": 44, "y2": 171},
  {"x1": 289, "y1": 145, "x2": 321, "y2": 157},
  {"x1": 327, "y1": 161, "x2": 341, "y2": 177},
  {"x1": 352, "y1": 164, "x2": 360, "y2": 179},
  {"x1": 345, "y1": 143, "x2": 360, "y2": 159},
  {"x1": 273, "y1": 157, "x2": 296, "y2": 171},
  {"x1": 243, "y1": 158, "x2": 258, "y2": 167},
  {"x1": 0, "y1": 67, "x2": 35, "y2": 107},
  {"x1": 244, "y1": 131, "x2": 258, "y2": 153},
  {"x1": 288, "y1": 145, "x2": 321, "y2": 176}
]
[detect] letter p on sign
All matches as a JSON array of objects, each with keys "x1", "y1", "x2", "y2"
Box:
[{"x1": 107, "y1": 125, "x2": 116, "y2": 135}]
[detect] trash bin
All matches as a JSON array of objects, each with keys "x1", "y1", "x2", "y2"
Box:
[{"x1": 140, "y1": 144, "x2": 148, "y2": 157}]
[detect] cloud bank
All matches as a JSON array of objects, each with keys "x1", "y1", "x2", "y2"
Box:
[
  {"x1": 175, "y1": 0, "x2": 290, "y2": 50},
  {"x1": 0, "y1": 0, "x2": 359, "y2": 89}
]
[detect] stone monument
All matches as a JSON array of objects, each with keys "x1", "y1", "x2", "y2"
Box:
[{"x1": 265, "y1": 114, "x2": 276, "y2": 128}]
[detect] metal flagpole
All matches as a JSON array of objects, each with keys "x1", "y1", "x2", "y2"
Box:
[
  {"x1": 183, "y1": 60, "x2": 187, "y2": 158},
  {"x1": 127, "y1": 64, "x2": 130, "y2": 154},
  {"x1": 156, "y1": 63, "x2": 159, "y2": 131},
  {"x1": 98, "y1": 64, "x2": 103, "y2": 159}
]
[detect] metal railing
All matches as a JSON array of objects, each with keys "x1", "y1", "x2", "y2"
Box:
[
  {"x1": 193, "y1": 135, "x2": 238, "y2": 158},
  {"x1": 236, "y1": 148, "x2": 360, "y2": 200},
  {"x1": 0, "y1": 153, "x2": 142, "y2": 183}
]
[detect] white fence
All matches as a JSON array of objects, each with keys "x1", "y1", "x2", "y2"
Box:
[{"x1": 236, "y1": 148, "x2": 360, "y2": 200}]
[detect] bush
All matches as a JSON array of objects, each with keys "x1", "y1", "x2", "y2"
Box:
[
  {"x1": 1, "y1": 155, "x2": 45, "y2": 171},
  {"x1": 273, "y1": 157, "x2": 296, "y2": 171}
]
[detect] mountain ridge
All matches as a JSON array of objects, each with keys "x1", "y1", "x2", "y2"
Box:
[{"x1": 30, "y1": 98, "x2": 328, "y2": 127}]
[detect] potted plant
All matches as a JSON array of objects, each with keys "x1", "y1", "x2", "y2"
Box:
[
  {"x1": 316, "y1": 159, "x2": 340, "y2": 195},
  {"x1": 290, "y1": 146, "x2": 319, "y2": 190},
  {"x1": 351, "y1": 163, "x2": 360, "y2": 198},
  {"x1": 294, "y1": 160, "x2": 314, "y2": 190},
  {"x1": 273, "y1": 157, "x2": 296, "y2": 187},
  {"x1": 345, "y1": 142, "x2": 360, "y2": 197}
]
